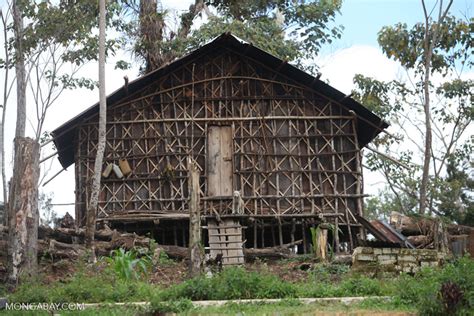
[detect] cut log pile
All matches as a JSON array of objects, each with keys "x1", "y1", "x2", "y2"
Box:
[
  {"x1": 0, "y1": 213, "x2": 301, "y2": 262},
  {"x1": 0, "y1": 223, "x2": 155, "y2": 260},
  {"x1": 389, "y1": 212, "x2": 472, "y2": 252}
]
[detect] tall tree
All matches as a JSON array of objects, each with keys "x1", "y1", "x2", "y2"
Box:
[
  {"x1": 3, "y1": 0, "x2": 126, "y2": 283},
  {"x1": 354, "y1": 7, "x2": 472, "y2": 217},
  {"x1": 7, "y1": 0, "x2": 40, "y2": 286},
  {"x1": 12, "y1": 0, "x2": 25, "y2": 138},
  {"x1": 418, "y1": 0, "x2": 453, "y2": 215},
  {"x1": 120, "y1": 0, "x2": 342, "y2": 74},
  {"x1": 0, "y1": 8, "x2": 12, "y2": 223},
  {"x1": 86, "y1": 0, "x2": 107, "y2": 257}
]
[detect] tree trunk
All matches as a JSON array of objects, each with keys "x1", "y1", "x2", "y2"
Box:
[
  {"x1": 188, "y1": 158, "x2": 202, "y2": 277},
  {"x1": 1, "y1": 11, "x2": 10, "y2": 225},
  {"x1": 406, "y1": 235, "x2": 431, "y2": 247},
  {"x1": 12, "y1": 0, "x2": 26, "y2": 138},
  {"x1": 7, "y1": 138, "x2": 40, "y2": 286},
  {"x1": 140, "y1": 0, "x2": 164, "y2": 73},
  {"x1": 315, "y1": 228, "x2": 328, "y2": 261},
  {"x1": 86, "y1": 0, "x2": 107, "y2": 258},
  {"x1": 419, "y1": 22, "x2": 432, "y2": 215},
  {"x1": 419, "y1": 0, "x2": 453, "y2": 214}
]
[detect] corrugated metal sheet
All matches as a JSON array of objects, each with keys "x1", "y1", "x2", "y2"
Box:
[
  {"x1": 51, "y1": 32, "x2": 389, "y2": 169},
  {"x1": 355, "y1": 214, "x2": 414, "y2": 249}
]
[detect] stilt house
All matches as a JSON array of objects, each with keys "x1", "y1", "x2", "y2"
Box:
[{"x1": 52, "y1": 33, "x2": 388, "y2": 263}]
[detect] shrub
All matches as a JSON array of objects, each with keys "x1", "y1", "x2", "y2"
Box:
[
  {"x1": 9, "y1": 269, "x2": 156, "y2": 303},
  {"x1": 106, "y1": 248, "x2": 151, "y2": 281},
  {"x1": 337, "y1": 276, "x2": 384, "y2": 296},
  {"x1": 394, "y1": 256, "x2": 474, "y2": 315},
  {"x1": 160, "y1": 267, "x2": 297, "y2": 301},
  {"x1": 310, "y1": 263, "x2": 350, "y2": 282}
]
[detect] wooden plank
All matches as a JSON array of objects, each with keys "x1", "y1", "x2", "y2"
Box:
[
  {"x1": 220, "y1": 127, "x2": 233, "y2": 197},
  {"x1": 208, "y1": 125, "x2": 233, "y2": 198},
  {"x1": 207, "y1": 126, "x2": 220, "y2": 197}
]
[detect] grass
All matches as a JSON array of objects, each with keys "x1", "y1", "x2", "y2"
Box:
[{"x1": 2, "y1": 253, "x2": 473, "y2": 315}]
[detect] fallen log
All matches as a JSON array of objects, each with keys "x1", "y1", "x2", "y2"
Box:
[
  {"x1": 406, "y1": 235, "x2": 431, "y2": 248},
  {"x1": 37, "y1": 225, "x2": 116, "y2": 243},
  {"x1": 159, "y1": 245, "x2": 189, "y2": 260},
  {"x1": 389, "y1": 212, "x2": 433, "y2": 236},
  {"x1": 244, "y1": 240, "x2": 303, "y2": 260},
  {"x1": 244, "y1": 247, "x2": 292, "y2": 260},
  {"x1": 390, "y1": 212, "x2": 473, "y2": 236}
]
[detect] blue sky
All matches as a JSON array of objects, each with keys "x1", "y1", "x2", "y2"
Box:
[{"x1": 335, "y1": 0, "x2": 472, "y2": 48}]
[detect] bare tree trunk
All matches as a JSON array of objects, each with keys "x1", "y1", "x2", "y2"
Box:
[
  {"x1": 419, "y1": 0, "x2": 453, "y2": 214},
  {"x1": 188, "y1": 158, "x2": 202, "y2": 277},
  {"x1": 7, "y1": 138, "x2": 40, "y2": 286},
  {"x1": 139, "y1": 0, "x2": 164, "y2": 73},
  {"x1": 178, "y1": 0, "x2": 205, "y2": 39},
  {"x1": 86, "y1": 0, "x2": 107, "y2": 258},
  {"x1": 0, "y1": 11, "x2": 10, "y2": 225},
  {"x1": 12, "y1": 0, "x2": 26, "y2": 138}
]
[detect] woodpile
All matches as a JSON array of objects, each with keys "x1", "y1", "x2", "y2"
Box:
[
  {"x1": 389, "y1": 212, "x2": 472, "y2": 252},
  {"x1": 1, "y1": 221, "x2": 302, "y2": 263},
  {"x1": 0, "y1": 223, "x2": 155, "y2": 260}
]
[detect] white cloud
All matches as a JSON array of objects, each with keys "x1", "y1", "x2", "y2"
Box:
[{"x1": 316, "y1": 45, "x2": 402, "y2": 94}]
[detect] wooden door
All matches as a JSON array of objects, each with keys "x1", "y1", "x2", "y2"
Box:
[{"x1": 208, "y1": 126, "x2": 233, "y2": 197}]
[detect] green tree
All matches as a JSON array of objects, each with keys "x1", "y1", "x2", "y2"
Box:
[
  {"x1": 120, "y1": 0, "x2": 343, "y2": 74},
  {"x1": 86, "y1": 0, "x2": 107, "y2": 261},
  {"x1": 353, "y1": 8, "x2": 473, "y2": 218},
  {"x1": 2, "y1": 0, "x2": 126, "y2": 285},
  {"x1": 436, "y1": 154, "x2": 474, "y2": 226}
]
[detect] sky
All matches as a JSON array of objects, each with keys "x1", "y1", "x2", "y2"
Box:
[{"x1": 0, "y1": 0, "x2": 472, "y2": 217}]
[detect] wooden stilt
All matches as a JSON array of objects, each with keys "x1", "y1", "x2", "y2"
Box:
[
  {"x1": 271, "y1": 222, "x2": 276, "y2": 247},
  {"x1": 188, "y1": 158, "x2": 202, "y2": 276},
  {"x1": 253, "y1": 219, "x2": 257, "y2": 248},
  {"x1": 278, "y1": 218, "x2": 283, "y2": 246},
  {"x1": 173, "y1": 226, "x2": 178, "y2": 246},
  {"x1": 302, "y1": 220, "x2": 307, "y2": 254},
  {"x1": 181, "y1": 227, "x2": 186, "y2": 247},
  {"x1": 291, "y1": 219, "x2": 296, "y2": 245}
]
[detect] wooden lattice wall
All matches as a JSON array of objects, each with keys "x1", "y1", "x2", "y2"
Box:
[{"x1": 74, "y1": 47, "x2": 363, "y2": 239}]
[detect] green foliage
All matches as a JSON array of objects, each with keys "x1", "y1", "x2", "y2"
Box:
[
  {"x1": 378, "y1": 16, "x2": 473, "y2": 73},
  {"x1": 38, "y1": 192, "x2": 56, "y2": 227},
  {"x1": 156, "y1": 250, "x2": 174, "y2": 266},
  {"x1": 353, "y1": 12, "x2": 473, "y2": 217},
  {"x1": 393, "y1": 256, "x2": 474, "y2": 315},
  {"x1": 436, "y1": 157, "x2": 474, "y2": 226},
  {"x1": 9, "y1": 268, "x2": 155, "y2": 303},
  {"x1": 299, "y1": 273, "x2": 389, "y2": 298},
  {"x1": 105, "y1": 248, "x2": 151, "y2": 281},
  {"x1": 160, "y1": 267, "x2": 297, "y2": 301},
  {"x1": 310, "y1": 263, "x2": 350, "y2": 283},
  {"x1": 121, "y1": 0, "x2": 343, "y2": 74}
]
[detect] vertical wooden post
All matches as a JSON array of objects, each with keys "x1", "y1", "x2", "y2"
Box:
[
  {"x1": 253, "y1": 218, "x2": 257, "y2": 248},
  {"x1": 7, "y1": 137, "x2": 40, "y2": 285},
  {"x1": 188, "y1": 158, "x2": 202, "y2": 277},
  {"x1": 315, "y1": 226, "x2": 328, "y2": 261},
  {"x1": 278, "y1": 218, "x2": 283, "y2": 246},
  {"x1": 290, "y1": 218, "x2": 296, "y2": 245},
  {"x1": 302, "y1": 220, "x2": 307, "y2": 254},
  {"x1": 334, "y1": 218, "x2": 340, "y2": 254}
]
